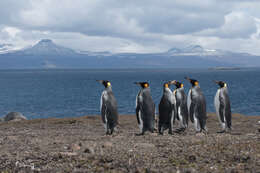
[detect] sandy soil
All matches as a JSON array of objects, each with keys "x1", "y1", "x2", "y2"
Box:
[{"x1": 0, "y1": 113, "x2": 260, "y2": 173}]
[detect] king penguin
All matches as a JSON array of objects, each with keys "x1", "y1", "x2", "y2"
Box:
[
  {"x1": 135, "y1": 82, "x2": 155, "y2": 135},
  {"x1": 214, "y1": 80, "x2": 232, "y2": 133},
  {"x1": 97, "y1": 80, "x2": 119, "y2": 135},
  {"x1": 185, "y1": 77, "x2": 207, "y2": 133},
  {"x1": 170, "y1": 80, "x2": 189, "y2": 132},
  {"x1": 158, "y1": 81, "x2": 176, "y2": 135}
]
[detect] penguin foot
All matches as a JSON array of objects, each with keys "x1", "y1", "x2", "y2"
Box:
[
  {"x1": 217, "y1": 130, "x2": 225, "y2": 133},
  {"x1": 174, "y1": 128, "x2": 185, "y2": 134},
  {"x1": 135, "y1": 132, "x2": 145, "y2": 136},
  {"x1": 158, "y1": 130, "x2": 164, "y2": 135}
]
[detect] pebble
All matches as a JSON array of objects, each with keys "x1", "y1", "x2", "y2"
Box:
[
  {"x1": 102, "y1": 142, "x2": 113, "y2": 148},
  {"x1": 135, "y1": 143, "x2": 155, "y2": 148},
  {"x1": 71, "y1": 143, "x2": 81, "y2": 151},
  {"x1": 84, "y1": 147, "x2": 95, "y2": 154}
]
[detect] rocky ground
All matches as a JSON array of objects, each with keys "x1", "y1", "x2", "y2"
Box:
[{"x1": 0, "y1": 113, "x2": 260, "y2": 173}]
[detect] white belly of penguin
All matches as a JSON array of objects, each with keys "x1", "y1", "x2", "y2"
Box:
[
  {"x1": 101, "y1": 91, "x2": 108, "y2": 129},
  {"x1": 136, "y1": 94, "x2": 144, "y2": 132},
  {"x1": 178, "y1": 107, "x2": 183, "y2": 126},
  {"x1": 214, "y1": 89, "x2": 221, "y2": 123},
  {"x1": 138, "y1": 111, "x2": 143, "y2": 132},
  {"x1": 215, "y1": 89, "x2": 226, "y2": 129}
]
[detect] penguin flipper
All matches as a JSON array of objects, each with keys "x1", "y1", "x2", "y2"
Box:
[
  {"x1": 189, "y1": 102, "x2": 195, "y2": 123},
  {"x1": 136, "y1": 104, "x2": 141, "y2": 125},
  {"x1": 223, "y1": 92, "x2": 232, "y2": 129},
  {"x1": 135, "y1": 92, "x2": 142, "y2": 125},
  {"x1": 187, "y1": 89, "x2": 194, "y2": 123},
  {"x1": 176, "y1": 99, "x2": 181, "y2": 121},
  {"x1": 101, "y1": 98, "x2": 107, "y2": 124}
]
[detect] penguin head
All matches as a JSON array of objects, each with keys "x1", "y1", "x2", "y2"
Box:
[
  {"x1": 163, "y1": 81, "x2": 171, "y2": 88},
  {"x1": 185, "y1": 77, "x2": 199, "y2": 87},
  {"x1": 170, "y1": 80, "x2": 184, "y2": 88},
  {"x1": 97, "y1": 80, "x2": 111, "y2": 88},
  {"x1": 214, "y1": 80, "x2": 227, "y2": 88},
  {"x1": 134, "y1": 82, "x2": 149, "y2": 88}
]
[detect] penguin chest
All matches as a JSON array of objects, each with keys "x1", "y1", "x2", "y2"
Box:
[
  {"x1": 214, "y1": 89, "x2": 221, "y2": 115},
  {"x1": 100, "y1": 91, "x2": 108, "y2": 111}
]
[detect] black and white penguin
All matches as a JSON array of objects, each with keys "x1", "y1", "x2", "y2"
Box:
[
  {"x1": 185, "y1": 77, "x2": 207, "y2": 133},
  {"x1": 170, "y1": 80, "x2": 189, "y2": 132},
  {"x1": 214, "y1": 80, "x2": 232, "y2": 133},
  {"x1": 158, "y1": 81, "x2": 176, "y2": 135},
  {"x1": 97, "y1": 80, "x2": 119, "y2": 135},
  {"x1": 135, "y1": 82, "x2": 155, "y2": 135}
]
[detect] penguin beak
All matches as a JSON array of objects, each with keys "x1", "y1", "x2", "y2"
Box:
[
  {"x1": 96, "y1": 80, "x2": 103, "y2": 83},
  {"x1": 134, "y1": 82, "x2": 141, "y2": 86},
  {"x1": 184, "y1": 77, "x2": 191, "y2": 83},
  {"x1": 213, "y1": 80, "x2": 220, "y2": 84},
  {"x1": 169, "y1": 80, "x2": 176, "y2": 85},
  {"x1": 96, "y1": 80, "x2": 104, "y2": 84}
]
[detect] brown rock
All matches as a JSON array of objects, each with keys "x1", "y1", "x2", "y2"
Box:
[{"x1": 102, "y1": 142, "x2": 113, "y2": 148}]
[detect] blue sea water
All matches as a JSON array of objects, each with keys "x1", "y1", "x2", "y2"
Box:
[{"x1": 0, "y1": 68, "x2": 259, "y2": 119}]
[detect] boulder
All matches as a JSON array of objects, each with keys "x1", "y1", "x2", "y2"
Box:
[{"x1": 3, "y1": 112, "x2": 27, "y2": 122}]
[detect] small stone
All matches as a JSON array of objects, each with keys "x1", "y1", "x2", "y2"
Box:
[
  {"x1": 71, "y1": 144, "x2": 81, "y2": 151},
  {"x1": 102, "y1": 142, "x2": 113, "y2": 148},
  {"x1": 183, "y1": 168, "x2": 197, "y2": 173},
  {"x1": 3, "y1": 112, "x2": 27, "y2": 122},
  {"x1": 84, "y1": 147, "x2": 95, "y2": 154},
  {"x1": 60, "y1": 152, "x2": 78, "y2": 156},
  {"x1": 135, "y1": 143, "x2": 155, "y2": 148},
  {"x1": 64, "y1": 146, "x2": 70, "y2": 150},
  {"x1": 188, "y1": 155, "x2": 196, "y2": 162}
]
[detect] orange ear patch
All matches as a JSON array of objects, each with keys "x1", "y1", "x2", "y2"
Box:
[
  {"x1": 107, "y1": 82, "x2": 111, "y2": 86},
  {"x1": 194, "y1": 81, "x2": 199, "y2": 86},
  {"x1": 164, "y1": 83, "x2": 169, "y2": 88},
  {"x1": 144, "y1": 83, "x2": 149, "y2": 88},
  {"x1": 180, "y1": 83, "x2": 184, "y2": 88}
]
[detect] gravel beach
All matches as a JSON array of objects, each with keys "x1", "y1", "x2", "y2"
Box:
[{"x1": 0, "y1": 113, "x2": 260, "y2": 173}]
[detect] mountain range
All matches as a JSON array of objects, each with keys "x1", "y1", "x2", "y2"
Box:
[{"x1": 0, "y1": 39, "x2": 259, "y2": 69}]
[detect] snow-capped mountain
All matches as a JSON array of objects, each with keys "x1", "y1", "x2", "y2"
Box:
[
  {"x1": 0, "y1": 40, "x2": 259, "y2": 69},
  {"x1": 167, "y1": 45, "x2": 226, "y2": 56},
  {"x1": 16, "y1": 39, "x2": 76, "y2": 55}
]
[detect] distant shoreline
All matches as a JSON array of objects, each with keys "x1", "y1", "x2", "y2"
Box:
[{"x1": 208, "y1": 67, "x2": 241, "y2": 71}]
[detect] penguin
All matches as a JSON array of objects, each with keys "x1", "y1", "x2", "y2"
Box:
[
  {"x1": 158, "y1": 81, "x2": 176, "y2": 135},
  {"x1": 135, "y1": 82, "x2": 155, "y2": 135},
  {"x1": 185, "y1": 77, "x2": 207, "y2": 133},
  {"x1": 97, "y1": 80, "x2": 119, "y2": 135},
  {"x1": 214, "y1": 80, "x2": 232, "y2": 133},
  {"x1": 170, "y1": 80, "x2": 189, "y2": 132}
]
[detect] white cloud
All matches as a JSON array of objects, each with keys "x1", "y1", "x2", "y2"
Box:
[
  {"x1": 197, "y1": 12, "x2": 257, "y2": 38},
  {"x1": 1, "y1": 0, "x2": 260, "y2": 54}
]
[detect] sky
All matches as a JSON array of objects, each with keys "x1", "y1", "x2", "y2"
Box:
[{"x1": 1, "y1": 0, "x2": 260, "y2": 55}]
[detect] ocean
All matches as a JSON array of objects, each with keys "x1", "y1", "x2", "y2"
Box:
[{"x1": 0, "y1": 68, "x2": 259, "y2": 119}]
